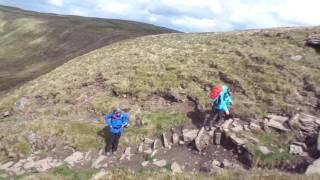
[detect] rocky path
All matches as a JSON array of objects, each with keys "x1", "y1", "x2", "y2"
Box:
[{"x1": 1, "y1": 113, "x2": 320, "y2": 178}]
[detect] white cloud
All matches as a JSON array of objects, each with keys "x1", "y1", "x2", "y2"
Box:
[
  {"x1": 47, "y1": 0, "x2": 64, "y2": 7},
  {"x1": 171, "y1": 16, "x2": 216, "y2": 32},
  {"x1": 2, "y1": 0, "x2": 320, "y2": 32}
]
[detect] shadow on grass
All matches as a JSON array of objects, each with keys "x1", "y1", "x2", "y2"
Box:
[{"x1": 97, "y1": 126, "x2": 111, "y2": 152}]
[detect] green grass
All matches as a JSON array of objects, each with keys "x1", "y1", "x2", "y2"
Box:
[
  {"x1": 141, "y1": 111, "x2": 188, "y2": 136},
  {"x1": 50, "y1": 166, "x2": 97, "y2": 180},
  {"x1": 2, "y1": 26, "x2": 319, "y2": 120},
  {"x1": 246, "y1": 130, "x2": 295, "y2": 167}
]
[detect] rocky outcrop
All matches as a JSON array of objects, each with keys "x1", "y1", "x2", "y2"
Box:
[
  {"x1": 288, "y1": 113, "x2": 320, "y2": 135},
  {"x1": 64, "y1": 151, "x2": 84, "y2": 166},
  {"x1": 195, "y1": 127, "x2": 210, "y2": 151},
  {"x1": 306, "y1": 158, "x2": 320, "y2": 175},
  {"x1": 182, "y1": 129, "x2": 199, "y2": 142}
]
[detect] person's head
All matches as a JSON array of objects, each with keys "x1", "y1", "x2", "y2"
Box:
[
  {"x1": 223, "y1": 84, "x2": 232, "y2": 95},
  {"x1": 113, "y1": 107, "x2": 122, "y2": 116}
]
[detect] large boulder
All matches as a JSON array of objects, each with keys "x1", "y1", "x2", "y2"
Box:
[
  {"x1": 182, "y1": 129, "x2": 199, "y2": 142},
  {"x1": 64, "y1": 152, "x2": 84, "y2": 166},
  {"x1": 306, "y1": 158, "x2": 320, "y2": 175},
  {"x1": 289, "y1": 114, "x2": 320, "y2": 135},
  {"x1": 195, "y1": 127, "x2": 210, "y2": 151}
]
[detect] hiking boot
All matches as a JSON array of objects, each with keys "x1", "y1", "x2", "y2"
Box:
[{"x1": 105, "y1": 152, "x2": 111, "y2": 156}]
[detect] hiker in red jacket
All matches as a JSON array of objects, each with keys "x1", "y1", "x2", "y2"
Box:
[{"x1": 204, "y1": 84, "x2": 233, "y2": 129}]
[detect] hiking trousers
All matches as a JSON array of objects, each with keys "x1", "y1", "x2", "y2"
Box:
[
  {"x1": 105, "y1": 132, "x2": 121, "y2": 153},
  {"x1": 209, "y1": 109, "x2": 225, "y2": 128}
]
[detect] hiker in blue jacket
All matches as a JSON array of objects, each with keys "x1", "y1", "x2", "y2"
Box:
[
  {"x1": 104, "y1": 107, "x2": 129, "y2": 156},
  {"x1": 209, "y1": 85, "x2": 233, "y2": 128}
]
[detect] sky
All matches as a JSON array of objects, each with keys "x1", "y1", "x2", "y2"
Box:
[{"x1": 0, "y1": 0, "x2": 320, "y2": 32}]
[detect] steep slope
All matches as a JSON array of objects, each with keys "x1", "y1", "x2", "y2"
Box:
[
  {"x1": 1, "y1": 26, "x2": 319, "y2": 119},
  {"x1": 0, "y1": 26, "x2": 320, "y2": 178},
  {"x1": 0, "y1": 5, "x2": 177, "y2": 92}
]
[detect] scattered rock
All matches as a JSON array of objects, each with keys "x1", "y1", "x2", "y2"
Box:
[
  {"x1": 153, "y1": 159, "x2": 167, "y2": 167},
  {"x1": 290, "y1": 55, "x2": 303, "y2": 61},
  {"x1": 292, "y1": 141, "x2": 307, "y2": 151},
  {"x1": 289, "y1": 114, "x2": 320, "y2": 136},
  {"x1": 171, "y1": 162, "x2": 182, "y2": 173},
  {"x1": 306, "y1": 158, "x2": 320, "y2": 175},
  {"x1": 242, "y1": 134, "x2": 259, "y2": 144},
  {"x1": 36, "y1": 157, "x2": 61, "y2": 172},
  {"x1": 230, "y1": 122, "x2": 244, "y2": 132},
  {"x1": 222, "y1": 159, "x2": 233, "y2": 168},
  {"x1": 64, "y1": 151, "x2": 84, "y2": 166},
  {"x1": 266, "y1": 119, "x2": 289, "y2": 132},
  {"x1": 172, "y1": 133, "x2": 179, "y2": 144},
  {"x1": 289, "y1": 144, "x2": 304, "y2": 156},
  {"x1": 212, "y1": 160, "x2": 222, "y2": 168},
  {"x1": 153, "y1": 139, "x2": 159, "y2": 150},
  {"x1": 267, "y1": 114, "x2": 289, "y2": 123},
  {"x1": 144, "y1": 138, "x2": 154, "y2": 145},
  {"x1": 3, "y1": 111, "x2": 10, "y2": 117},
  {"x1": 249, "y1": 122, "x2": 261, "y2": 131},
  {"x1": 0, "y1": 161, "x2": 14, "y2": 170},
  {"x1": 258, "y1": 146, "x2": 271, "y2": 155},
  {"x1": 182, "y1": 129, "x2": 199, "y2": 142},
  {"x1": 221, "y1": 119, "x2": 234, "y2": 130},
  {"x1": 179, "y1": 140, "x2": 185, "y2": 145},
  {"x1": 228, "y1": 133, "x2": 247, "y2": 146},
  {"x1": 214, "y1": 130, "x2": 222, "y2": 145},
  {"x1": 92, "y1": 155, "x2": 107, "y2": 169},
  {"x1": 120, "y1": 147, "x2": 132, "y2": 161},
  {"x1": 195, "y1": 127, "x2": 210, "y2": 151},
  {"x1": 138, "y1": 143, "x2": 144, "y2": 153},
  {"x1": 162, "y1": 133, "x2": 171, "y2": 149},
  {"x1": 141, "y1": 161, "x2": 149, "y2": 167},
  {"x1": 144, "y1": 149, "x2": 153, "y2": 154}
]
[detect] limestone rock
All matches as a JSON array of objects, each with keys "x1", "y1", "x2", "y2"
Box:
[
  {"x1": 289, "y1": 144, "x2": 304, "y2": 156},
  {"x1": 64, "y1": 152, "x2": 84, "y2": 166},
  {"x1": 182, "y1": 129, "x2": 199, "y2": 142},
  {"x1": 172, "y1": 133, "x2": 179, "y2": 144},
  {"x1": 258, "y1": 146, "x2": 271, "y2": 155},
  {"x1": 290, "y1": 55, "x2": 303, "y2": 61},
  {"x1": 195, "y1": 127, "x2": 210, "y2": 151},
  {"x1": 0, "y1": 161, "x2": 14, "y2": 171},
  {"x1": 162, "y1": 133, "x2": 171, "y2": 149},
  {"x1": 171, "y1": 162, "x2": 182, "y2": 173},
  {"x1": 221, "y1": 119, "x2": 234, "y2": 130},
  {"x1": 229, "y1": 133, "x2": 247, "y2": 146},
  {"x1": 153, "y1": 159, "x2": 167, "y2": 167},
  {"x1": 141, "y1": 161, "x2": 149, "y2": 167},
  {"x1": 306, "y1": 158, "x2": 320, "y2": 175},
  {"x1": 266, "y1": 119, "x2": 289, "y2": 132},
  {"x1": 212, "y1": 160, "x2": 222, "y2": 167},
  {"x1": 92, "y1": 155, "x2": 107, "y2": 169},
  {"x1": 119, "y1": 147, "x2": 132, "y2": 161}
]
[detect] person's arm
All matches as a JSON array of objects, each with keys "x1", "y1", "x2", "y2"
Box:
[
  {"x1": 104, "y1": 114, "x2": 112, "y2": 127},
  {"x1": 122, "y1": 113, "x2": 129, "y2": 127}
]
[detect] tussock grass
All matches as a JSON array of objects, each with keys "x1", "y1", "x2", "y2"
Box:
[
  {"x1": 247, "y1": 130, "x2": 295, "y2": 167},
  {"x1": 2, "y1": 27, "x2": 319, "y2": 120}
]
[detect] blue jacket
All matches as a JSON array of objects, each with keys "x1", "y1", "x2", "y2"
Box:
[
  {"x1": 211, "y1": 85, "x2": 233, "y2": 113},
  {"x1": 104, "y1": 111, "x2": 129, "y2": 134}
]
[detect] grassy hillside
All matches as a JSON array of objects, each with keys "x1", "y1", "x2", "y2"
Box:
[
  {"x1": 0, "y1": 5, "x2": 177, "y2": 92},
  {"x1": 1, "y1": 26, "x2": 319, "y2": 118},
  {"x1": 0, "y1": 26, "x2": 319, "y2": 163}
]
